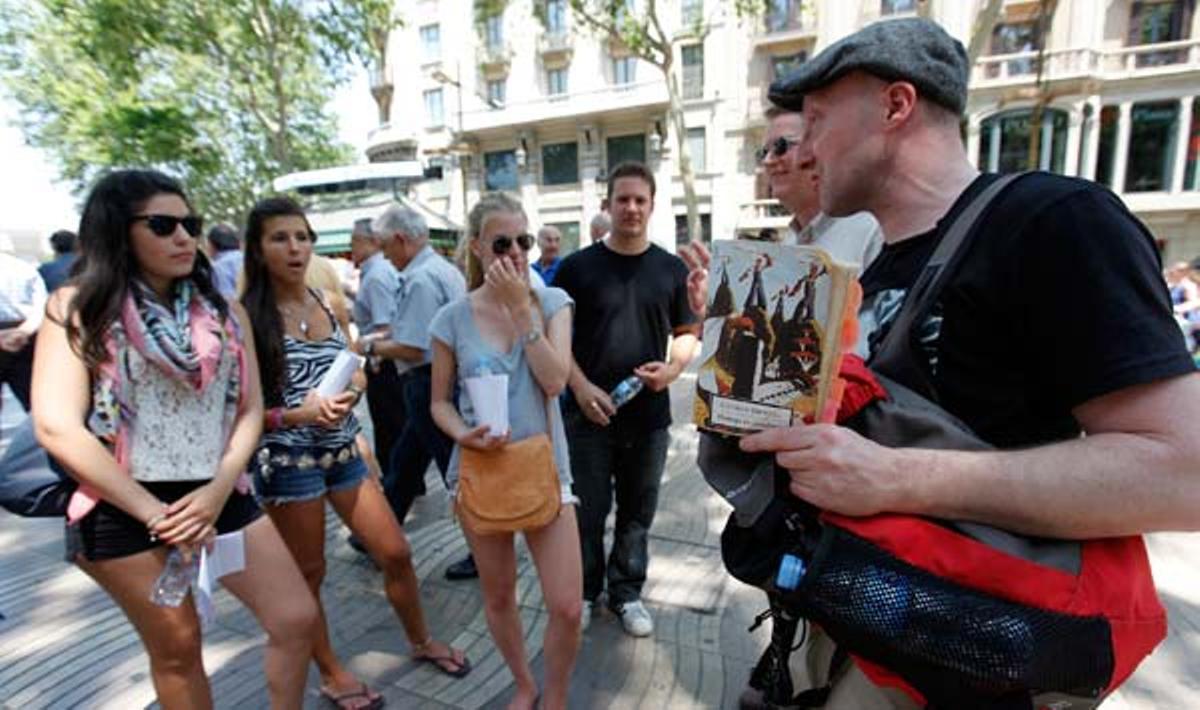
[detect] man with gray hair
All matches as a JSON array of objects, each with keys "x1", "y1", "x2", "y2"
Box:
[
  {"x1": 531, "y1": 225, "x2": 563, "y2": 285},
  {"x1": 589, "y1": 212, "x2": 610, "y2": 244},
  {"x1": 368, "y1": 204, "x2": 467, "y2": 541}
]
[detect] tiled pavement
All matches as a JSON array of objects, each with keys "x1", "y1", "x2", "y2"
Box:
[{"x1": 1, "y1": 381, "x2": 1197, "y2": 708}]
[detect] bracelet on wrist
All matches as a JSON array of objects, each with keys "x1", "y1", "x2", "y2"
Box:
[{"x1": 266, "y1": 407, "x2": 285, "y2": 431}]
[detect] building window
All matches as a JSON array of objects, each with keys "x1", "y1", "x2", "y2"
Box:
[
  {"x1": 675, "y1": 213, "x2": 712, "y2": 245},
  {"x1": 542, "y1": 142, "x2": 579, "y2": 185},
  {"x1": 547, "y1": 68, "x2": 568, "y2": 96},
  {"x1": 1184, "y1": 98, "x2": 1200, "y2": 190},
  {"x1": 880, "y1": 0, "x2": 916, "y2": 14},
  {"x1": 1129, "y1": 1, "x2": 1193, "y2": 66},
  {"x1": 977, "y1": 109, "x2": 1068, "y2": 174},
  {"x1": 485, "y1": 14, "x2": 504, "y2": 50},
  {"x1": 770, "y1": 51, "x2": 807, "y2": 81},
  {"x1": 1126, "y1": 100, "x2": 1180, "y2": 192},
  {"x1": 765, "y1": 0, "x2": 804, "y2": 32},
  {"x1": 487, "y1": 79, "x2": 506, "y2": 106},
  {"x1": 687, "y1": 127, "x2": 707, "y2": 173},
  {"x1": 988, "y1": 21, "x2": 1040, "y2": 77},
  {"x1": 548, "y1": 220, "x2": 582, "y2": 254},
  {"x1": 546, "y1": 0, "x2": 567, "y2": 33},
  {"x1": 682, "y1": 0, "x2": 703, "y2": 26},
  {"x1": 420, "y1": 25, "x2": 441, "y2": 61},
  {"x1": 606, "y1": 134, "x2": 646, "y2": 173},
  {"x1": 423, "y1": 89, "x2": 444, "y2": 127},
  {"x1": 1096, "y1": 106, "x2": 1120, "y2": 187},
  {"x1": 485, "y1": 150, "x2": 518, "y2": 191},
  {"x1": 613, "y1": 56, "x2": 637, "y2": 85},
  {"x1": 682, "y1": 45, "x2": 704, "y2": 100}
]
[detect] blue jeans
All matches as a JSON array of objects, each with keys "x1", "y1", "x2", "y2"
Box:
[
  {"x1": 566, "y1": 409, "x2": 671, "y2": 607},
  {"x1": 386, "y1": 365, "x2": 453, "y2": 523}
]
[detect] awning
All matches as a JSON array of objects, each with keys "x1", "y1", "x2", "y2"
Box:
[
  {"x1": 303, "y1": 193, "x2": 462, "y2": 255},
  {"x1": 273, "y1": 162, "x2": 426, "y2": 194}
]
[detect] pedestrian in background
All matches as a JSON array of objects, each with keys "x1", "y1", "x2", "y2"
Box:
[
  {"x1": 38, "y1": 229, "x2": 78, "y2": 293},
  {"x1": 0, "y1": 235, "x2": 45, "y2": 413}
]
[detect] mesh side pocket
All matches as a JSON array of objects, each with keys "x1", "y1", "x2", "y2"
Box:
[{"x1": 786, "y1": 526, "x2": 1113, "y2": 699}]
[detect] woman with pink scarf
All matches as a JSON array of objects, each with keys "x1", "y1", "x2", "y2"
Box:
[{"x1": 31, "y1": 170, "x2": 317, "y2": 708}]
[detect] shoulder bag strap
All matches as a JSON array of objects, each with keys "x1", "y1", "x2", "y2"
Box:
[{"x1": 870, "y1": 173, "x2": 1024, "y2": 399}]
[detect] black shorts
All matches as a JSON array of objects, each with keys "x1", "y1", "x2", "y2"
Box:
[{"x1": 73, "y1": 480, "x2": 262, "y2": 562}]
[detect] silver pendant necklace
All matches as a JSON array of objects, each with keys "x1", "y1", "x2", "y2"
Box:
[{"x1": 281, "y1": 295, "x2": 310, "y2": 338}]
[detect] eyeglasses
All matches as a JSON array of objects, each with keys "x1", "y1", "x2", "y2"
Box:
[
  {"x1": 132, "y1": 214, "x2": 204, "y2": 238},
  {"x1": 491, "y1": 233, "x2": 535, "y2": 256},
  {"x1": 756, "y1": 136, "x2": 802, "y2": 164}
]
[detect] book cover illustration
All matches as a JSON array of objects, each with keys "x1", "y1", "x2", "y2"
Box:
[{"x1": 693, "y1": 240, "x2": 855, "y2": 436}]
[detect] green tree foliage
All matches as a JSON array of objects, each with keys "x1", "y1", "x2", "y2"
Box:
[{"x1": 0, "y1": 0, "x2": 392, "y2": 222}]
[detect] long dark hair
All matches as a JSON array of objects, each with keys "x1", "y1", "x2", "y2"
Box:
[
  {"x1": 67, "y1": 169, "x2": 226, "y2": 370},
  {"x1": 240, "y1": 196, "x2": 317, "y2": 407}
]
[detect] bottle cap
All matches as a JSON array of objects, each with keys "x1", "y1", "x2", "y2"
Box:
[{"x1": 776, "y1": 554, "x2": 806, "y2": 591}]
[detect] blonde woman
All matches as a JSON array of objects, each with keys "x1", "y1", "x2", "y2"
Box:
[{"x1": 430, "y1": 193, "x2": 582, "y2": 710}]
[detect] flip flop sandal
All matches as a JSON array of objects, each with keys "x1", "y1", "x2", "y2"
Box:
[
  {"x1": 319, "y1": 682, "x2": 384, "y2": 710},
  {"x1": 414, "y1": 650, "x2": 473, "y2": 678}
]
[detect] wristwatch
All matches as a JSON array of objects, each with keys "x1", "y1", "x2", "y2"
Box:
[
  {"x1": 364, "y1": 339, "x2": 376, "y2": 356},
  {"x1": 520, "y1": 327, "x2": 542, "y2": 346}
]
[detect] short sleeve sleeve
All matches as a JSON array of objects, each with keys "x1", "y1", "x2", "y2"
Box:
[
  {"x1": 537, "y1": 287, "x2": 573, "y2": 321},
  {"x1": 428, "y1": 299, "x2": 458, "y2": 350},
  {"x1": 391, "y1": 278, "x2": 442, "y2": 350}
]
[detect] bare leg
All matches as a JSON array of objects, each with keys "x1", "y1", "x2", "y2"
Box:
[
  {"x1": 463, "y1": 526, "x2": 538, "y2": 710},
  {"x1": 77, "y1": 549, "x2": 212, "y2": 710},
  {"x1": 523, "y1": 506, "x2": 583, "y2": 710},
  {"x1": 260, "y1": 497, "x2": 368, "y2": 701},
  {"x1": 328, "y1": 478, "x2": 467, "y2": 673},
  {"x1": 218, "y1": 516, "x2": 319, "y2": 709}
]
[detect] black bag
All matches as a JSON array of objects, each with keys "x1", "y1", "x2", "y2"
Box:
[{"x1": 0, "y1": 418, "x2": 75, "y2": 517}]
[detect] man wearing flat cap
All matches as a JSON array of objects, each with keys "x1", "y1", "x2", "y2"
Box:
[{"x1": 694, "y1": 16, "x2": 1200, "y2": 709}]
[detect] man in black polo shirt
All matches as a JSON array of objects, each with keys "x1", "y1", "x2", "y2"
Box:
[{"x1": 555, "y1": 161, "x2": 699, "y2": 637}]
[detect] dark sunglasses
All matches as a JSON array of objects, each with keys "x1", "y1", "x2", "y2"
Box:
[
  {"x1": 491, "y1": 233, "x2": 535, "y2": 256},
  {"x1": 756, "y1": 136, "x2": 802, "y2": 163},
  {"x1": 132, "y1": 214, "x2": 204, "y2": 238}
]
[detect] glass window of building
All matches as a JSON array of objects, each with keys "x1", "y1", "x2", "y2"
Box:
[
  {"x1": 881, "y1": 0, "x2": 916, "y2": 14},
  {"x1": 687, "y1": 127, "x2": 707, "y2": 173},
  {"x1": 613, "y1": 56, "x2": 637, "y2": 85},
  {"x1": 1184, "y1": 98, "x2": 1200, "y2": 190},
  {"x1": 548, "y1": 68, "x2": 568, "y2": 96},
  {"x1": 486, "y1": 14, "x2": 504, "y2": 49},
  {"x1": 542, "y1": 142, "x2": 579, "y2": 186},
  {"x1": 682, "y1": 45, "x2": 704, "y2": 100},
  {"x1": 423, "y1": 89, "x2": 444, "y2": 127},
  {"x1": 977, "y1": 109, "x2": 1069, "y2": 173},
  {"x1": 485, "y1": 150, "x2": 518, "y2": 191},
  {"x1": 548, "y1": 221, "x2": 582, "y2": 254},
  {"x1": 682, "y1": 0, "x2": 703, "y2": 26},
  {"x1": 487, "y1": 79, "x2": 506, "y2": 106},
  {"x1": 675, "y1": 214, "x2": 712, "y2": 245},
  {"x1": 771, "y1": 51, "x2": 807, "y2": 81},
  {"x1": 1129, "y1": 1, "x2": 1193, "y2": 66},
  {"x1": 420, "y1": 25, "x2": 441, "y2": 61},
  {"x1": 546, "y1": 0, "x2": 567, "y2": 33},
  {"x1": 988, "y1": 21, "x2": 1040, "y2": 77},
  {"x1": 1095, "y1": 106, "x2": 1120, "y2": 187},
  {"x1": 765, "y1": 0, "x2": 802, "y2": 31},
  {"x1": 606, "y1": 134, "x2": 646, "y2": 173},
  {"x1": 1126, "y1": 100, "x2": 1180, "y2": 192}
]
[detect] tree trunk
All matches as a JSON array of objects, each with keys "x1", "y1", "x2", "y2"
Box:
[
  {"x1": 665, "y1": 65, "x2": 702, "y2": 244},
  {"x1": 967, "y1": 0, "x2": 1006, "y2": 65}
]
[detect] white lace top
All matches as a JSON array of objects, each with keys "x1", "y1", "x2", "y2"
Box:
[{"x1": 125, "y1": 342, "x2": 238, "y2": 482}]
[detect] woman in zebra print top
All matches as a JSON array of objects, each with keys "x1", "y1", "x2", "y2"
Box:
[{"x1": 242, "y1": 197, "x2": 470, "y2": 708}]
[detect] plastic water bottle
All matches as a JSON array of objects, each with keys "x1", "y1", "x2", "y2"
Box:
[
  {"x1": 775, "y1": 553, "x2": 807, "y2": 590},
  {"x1": 151, "y1": 548, "x2": 199, "y2": 607},
  {"x1": 609, "y1": 375, "x2": 644, "y2": 410}
]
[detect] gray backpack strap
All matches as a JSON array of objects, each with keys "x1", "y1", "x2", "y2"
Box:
[{"x1": 870, "y1": 173, "x2": 1024, "y2": 399}]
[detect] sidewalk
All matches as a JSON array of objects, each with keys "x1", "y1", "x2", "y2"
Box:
[{"x1": 0, "y1": 381, "x2": 1197, "y2": 708}]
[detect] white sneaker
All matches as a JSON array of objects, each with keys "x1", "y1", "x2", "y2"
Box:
[
  {"x1": 615, "y1": 600, "x2": 654, "y2": 637},
  {"x1": 580, "y1": 600, "x2": 594, "y2": 632}
]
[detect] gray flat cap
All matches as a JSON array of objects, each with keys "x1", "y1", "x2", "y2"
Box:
[{"x1": 768, "y1": 17, "x2": 969, "y2": 115}]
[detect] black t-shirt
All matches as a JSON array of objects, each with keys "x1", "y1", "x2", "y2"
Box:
[
  {"x1": 859, "y1": 172, "x2": 1195, "y2": 448},
  {"x1": 555, "y1": 241, "x2": 698, "y2": 431}
]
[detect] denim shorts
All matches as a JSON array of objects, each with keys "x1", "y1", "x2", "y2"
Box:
[{"x1": 251, "y1": 442, "x2": 368, "y2": 505}]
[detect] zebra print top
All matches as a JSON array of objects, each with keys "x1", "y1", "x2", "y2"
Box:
[{"x1": 261, "y1": 289, "x2": 361, "y2": 451}]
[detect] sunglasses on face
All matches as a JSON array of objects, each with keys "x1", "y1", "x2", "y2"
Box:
[
  {"x1": 490, "y1": 233, "x2": 535, "y2": 256},
  {"x1": 132, "y1": 214, "x2": 204, "y2": 238},
  {"x1": 756, "y1": 136, "x2": 802, "y2": 164}
]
